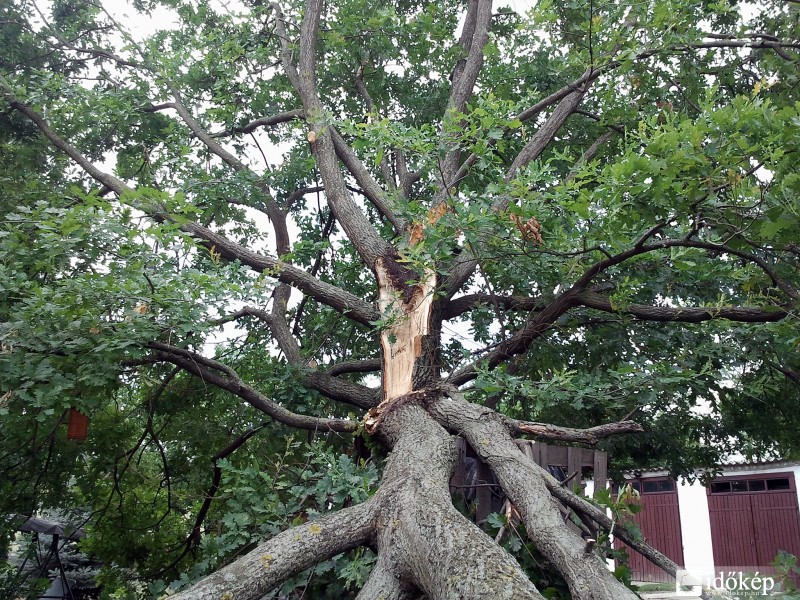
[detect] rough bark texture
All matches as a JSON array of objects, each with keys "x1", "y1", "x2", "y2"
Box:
[
  {"x1": 374, "y1": 404, "x2": 546, "y2": 599},
  {"x1": 171, "y1": 402, "x2": 550, "y2": 600},
  {"x1": 168, "y1": 502, "x2": 377, "y2": 600},
  {"x1": 7, "y1": 2, "x2": 796, "y2": 598},
  {"x1": 430, "y1": 395, "x2": 639, "y2": 600},
  {"x1": 541, "y1": 471, "x2": 682, "y2": 578}
]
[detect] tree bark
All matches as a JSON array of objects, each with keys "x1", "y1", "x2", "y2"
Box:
[
  {"x1": 374, "y1": 404, "x2": 546, "y2": 599},
  {"x1": 430, "y1": 395, "x2": 640, "y2": 600},
  {"x1": 170, "y1": 402, "x2": 550, "y2": 600},
  {"x1": 168, "y1": 502, "x2": 378, "y2": 600}
]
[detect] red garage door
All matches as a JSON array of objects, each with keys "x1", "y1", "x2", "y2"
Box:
[
  {"x1": 708, "y1": 473, "x2": 800, "y2": 572},
  {"x1": 616, "y1": 478, "x2": 685, "y2": 582}
]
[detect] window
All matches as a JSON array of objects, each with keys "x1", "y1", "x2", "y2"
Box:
[
  {"x1": 766, "y1": 478, "x2": 791, "y2": 491},
  {"x1": 731, "y1": 480, "x2": 748, "y2": 493},
  {"x1": 641, "y1": 479, "x2": 676, "y2": 494},
  {"x1": 709, "y1": 475, "x2": 793, "y2": 493},
  {"x1": 710, "y1": 481, "x2": 731, "y2": 494}
]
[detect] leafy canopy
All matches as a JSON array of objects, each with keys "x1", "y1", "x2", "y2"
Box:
[{"x1": 1, "y1": 0, "x2": 799, "y2": 595}]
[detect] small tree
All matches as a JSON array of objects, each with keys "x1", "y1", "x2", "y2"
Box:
[{"x1": 1, "y1": 0, "x2": 799, "y2": 598}]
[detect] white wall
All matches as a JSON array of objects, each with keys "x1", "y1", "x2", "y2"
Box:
[
  {"x1": 677, "y1": 462, "x2": 800, "y2": 577},
  {"x1": 676, "y1": 477, "x2": 714, "y2": 576},
  {"x1": 591, "y1": 462, "x2": 800, "y2": 577}
]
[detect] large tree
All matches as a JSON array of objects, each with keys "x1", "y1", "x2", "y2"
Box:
[{"x1": 1, "y1": 0, "x2": 799, "y2": 597}]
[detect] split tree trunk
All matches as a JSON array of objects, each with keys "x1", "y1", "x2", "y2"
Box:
[{"x1": 171, "y1": 260, "x2": 652, "y2": 600}]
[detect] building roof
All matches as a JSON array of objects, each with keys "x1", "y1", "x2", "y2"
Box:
[
  {"x1": 9, "y1": 514, "x2": 85, "y2": 540},
  {"x1": 628, "y1": 458, "x2": 800, "y2": 479}
]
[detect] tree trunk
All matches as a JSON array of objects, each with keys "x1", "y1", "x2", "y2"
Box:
[
  {"x1": 170, "y1": 251, "x2": 650, "y2": 600},
  {"x1": 430, "y1": 395, "x2": 640, "y2": 600}
]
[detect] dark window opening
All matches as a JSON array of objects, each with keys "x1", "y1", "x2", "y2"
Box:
[
  {"x1": 636, "y1": 479, "x2": 676, "y2": 494},
  {"x1": 709, "y1": 475, "x2": 793, "y2": 493},
  {"x1": 767, "y1": 478, "x2": 791, "y2": 491},
  {"x1": 711, "y1": 481, "x2": 731, "y2": 494},
  {"x1": 731, "y1": 480, "x2": 749, "y2": 493}
]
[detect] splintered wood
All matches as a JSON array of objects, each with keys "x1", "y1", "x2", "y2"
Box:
[
  {"x1": 365, "y1": 257, "x2": 436, "y2": 433},
  {"x1": 377, "y1": 258, "x2": 436, "y2": 401}
]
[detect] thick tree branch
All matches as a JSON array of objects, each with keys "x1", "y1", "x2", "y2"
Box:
[
  {"x1": 541, "y1": 470, "x2": 682, "y2": 579},
  {"x1": 395, "y1": 149, "x2": 419, "y2": 199},
  {"x1": 443, "y1": 83, "x2": 594, "y2": 298},
  {"x1": 438, "y1": 30, "x2": 799, "y2": 201},
  {"x1": 429, "y1": 394, "x2": 640, "y2": 600},
  {"x1": 450, "y1": 0, "x2": 478, "y2": 89},
  {"x1": 326, "y1": 358, "x2": 383, "y2": 376},
  {"x1": 450, "y1": 230, "x2": 795, "y2": 384},
  {"x1": 444, "y1": 293, "x2": 544, "y2": 320},
  {"x1": 574, "y1": 290, "x2": 789, "y2": 323},
  {"x1": 304, "y1": 371, "x2": 380, "y2": 409},
  {"x1": 185, "y1": 221, "x2": 378, "y2": 324},
  {"x1": 291, "y1": 0, "x2": 394, "y2": 268},
  {"x1": 209, "y1": 108, "x2": 304, "y2": 137},
  {"x1": 329, "y1": 128, "x2": 405, "y2": 232},
  {"x1": 432, "y1": 0, "x2": 493, "y2": 203},
  {"x1": 444, "y1": 66, "x2": 606, "y2": 194},
  {"x1": 769, "y1": 362, "x2": 800, "y2": 387},
  {"x1": 448, "y1": 0, "x2": 493, "y2": 115},
  {"x1": 169, "y1": 501, "x2": 378, "y2": 600},
  {"x1": 355, "y1": 557, "x2": 417, "y2": 600},
  {"x1": 448, "y1": 289, "x2": 579, "y2": 385},
  {"x1": 149, "y1": 342, "x2": 361, "y2": 429},
  {"x1": 165, "y1": 82, "x2": 293, "y2": 261},
  {"x1": 271, "y1": 2, "x2": 301, "y2": 89},
  {"x1": 376, "y1": 403, "x2": 546, "y2": 599},
  {"x1": 284, "y1": 185, "x2": 324, "y2": 209},
  {"x1": 505, "y1": 79, "x2": 589, "y2": 181},
  {"x1": 206, "y1": 309, "x2": 381, "y2": 406},
  {"x1": 1, "y1": 77, "x2": 130, "y2": 193},
  {"x1": 572, "y1": 236, "x2": 798, "y2": 301},
  {"x1": 2, "y1": 90, "x2": 378, "y2": 324},
  {"x1": 219, "y1": 306, "x2": 302, "y2": 363},
  {"x1": 504, "y1": 416, "x2": 644, "y2": 444}
]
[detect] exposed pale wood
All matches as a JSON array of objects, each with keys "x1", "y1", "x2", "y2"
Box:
[{"x1": 375, "y1": 259, "x2": 436, "y2": 401}]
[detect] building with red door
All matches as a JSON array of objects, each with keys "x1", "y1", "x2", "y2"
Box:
[{"x1": 610, "y1": 460, "x2": 800, "y2": 583}]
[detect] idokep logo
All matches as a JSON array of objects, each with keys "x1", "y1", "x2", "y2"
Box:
[{"x1": 676, "y1": 569, "x2": 776, "y2": 597}]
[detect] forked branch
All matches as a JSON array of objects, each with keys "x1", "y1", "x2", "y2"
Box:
[
  {"x1": 289, "y1": 0, "x2": 394, "y2": 268},
  {"x1": 1, "y1": 89, "x2": 379, "y2": 325},
  {"x1": 428, "y1": 394, "x2": 639, "y2": 600}
]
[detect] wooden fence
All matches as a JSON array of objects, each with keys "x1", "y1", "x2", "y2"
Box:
[{"x1": 450, "y1": 439, "x2": 608, "y2": 525}]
